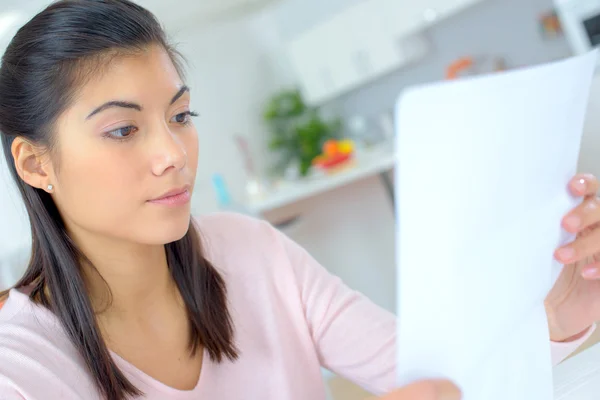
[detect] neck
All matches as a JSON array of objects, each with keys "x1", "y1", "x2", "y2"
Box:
[{"x1": 70, "y1": 230, "x2": 177, "y2": 317}]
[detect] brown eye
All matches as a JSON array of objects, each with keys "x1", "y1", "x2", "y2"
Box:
[
  {"x1": 174, "y1": 112, "x2": 190, "y2": 124},
  {"x1": 104, "y1": 125, "x2": 137, "y2": 140},
  {"x1": 170, "y1": 111, "x2": 198, "y2": 125}
]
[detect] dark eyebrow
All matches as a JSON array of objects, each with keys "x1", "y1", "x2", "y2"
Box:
[
  {"x1": 170, "y1": 85, "x2": 189, "y2": 105},
  {"x1": 86, "y1": 86, "x2": 190, "y2": 120},
  {"x1": 86, "y1": 101, "x2": 142, "y2": 120}
]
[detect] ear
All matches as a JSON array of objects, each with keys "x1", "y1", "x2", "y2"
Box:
[{"x1": 11, "y1": 137, "x2": 55, "y2": 193}]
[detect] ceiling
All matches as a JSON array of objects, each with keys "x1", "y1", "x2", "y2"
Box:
[
  {"x1": 142, "y1": 0, "x2": 281, "y2": 30},
  {"x1": 0, "y1": 0, "x2": 280, "y2": 37}
]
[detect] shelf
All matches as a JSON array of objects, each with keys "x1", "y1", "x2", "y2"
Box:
[{"x1": 246, "y1": 141, "x2": 395, "y2": 214}]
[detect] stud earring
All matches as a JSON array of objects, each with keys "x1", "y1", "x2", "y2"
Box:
[{"x1": 47, "y1": 184, "x2": 53, "y2": 192}]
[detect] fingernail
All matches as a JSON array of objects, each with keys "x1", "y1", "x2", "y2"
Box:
[
  {"x1": 563, "y1": 215, "x2": 581, "y2": 230},
  {"x1": 573, "y1": 178, "x2": 587, "y2": 194},
  {"x1": 435, "y1": 380, "x2": 462, "y2": 400},
  {"x1": 556, "y1": 247, "x2": 576, "y2": 262},
  {"x1": 583, "y1": 267, "x2": 599, "y2": 279}
]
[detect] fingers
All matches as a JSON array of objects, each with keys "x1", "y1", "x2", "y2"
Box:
[
  {"x1": 569, "y1": 174, "x2": 599, "y2": 198},
  {"x1": 562, "y1": 196, "x2": 600, "y2": 233},
  {"x1": 555, "y1": 226, "x2": 600, "y2": 265},
  {"x1": 378, "y1": 380, "x2": 462, "y2": 400}
]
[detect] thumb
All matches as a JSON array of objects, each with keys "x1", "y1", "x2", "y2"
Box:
[{"x1": 377, "y1": 380, "x2": 462, "y2": 400}]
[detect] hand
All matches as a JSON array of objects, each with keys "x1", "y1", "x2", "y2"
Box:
[
  {"x1": 546, "y1": 174, "x2": 600, "y2": 342},
  {"x1": 377, "y1": 380, "x2": 461, "y2": 400}
]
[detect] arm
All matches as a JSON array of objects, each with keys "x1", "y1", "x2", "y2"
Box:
[
  {"x1": 377, "y1": 380, "x2": 461, "y2": 400},
  {"x1": 0, "y1": 382, "x2": 26, "y2": 400},
  {"x1": 278, "y1": 229, "x2": 396, "y2": 395},
  {"x1": 0, "y1": 391, "x2": 25, "y2": 400},
  {"x1": 270, "y1": 218, "x2": 586, "y2": 393}
]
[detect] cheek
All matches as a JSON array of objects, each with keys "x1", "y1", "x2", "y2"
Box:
[
  {"x1": 53, "y1": 143, "x2": 144, "y2": 232},
  {"x1": 51, "y1": 128, "x2": 197, "y2": 244},
  {"x1": 185, "y1": 130, "x2": 199, "y2": 176}
]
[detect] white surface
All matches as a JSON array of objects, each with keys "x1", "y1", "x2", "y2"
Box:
[
  {"x1": 0, "y1": 142, "x2": 31, "y2": 289},
  {"x1": 0, "y1": 144, "x2": 31, "y2": 259},
  {"x1": 556, "y1": 0, "x2": 600, "y2": 56},
  {"x1": 395, "y1": 51, "x2": 597, "y2": 399},
  {"x1": 579, "y1": 72, "x2": 600, "y2": 179},
  {"x1": 246, "y1": 141, "x2": 395, "y2": 214},
  {"x1": 286, "y1": 0, "x2": 430, "y2": 105},
  {"x1": 554, "y1": 342, "x2": 600, "y2": 399},
  {"x1": 0, "y1": 248, "x2": 29, "y2": 290},
  {"x1": 382, "y1": 0, "x2": 485, "y2": 37}
]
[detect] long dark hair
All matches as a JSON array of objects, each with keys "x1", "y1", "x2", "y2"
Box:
[{"x1": 0, "y1": 1, "x2": 238, "y2": 399}]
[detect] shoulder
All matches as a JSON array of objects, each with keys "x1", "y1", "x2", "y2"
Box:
[
  {"x1": 0, "y1": 290, "x2": 98, "y2": 398},
  {"x1": 194, "y1": 212, "x2": 277, "y2": 243},
  {"x1": 194, "y1": 212, "x2": 285, "y2": 261},
  {"x1": 0, "y1": 290, "x2": 71, "y2": 356},
  {"x1": 193, "y1": 212, "x2": 300, "y2": 296}
]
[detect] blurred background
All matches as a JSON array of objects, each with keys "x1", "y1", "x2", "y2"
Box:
[{"x1": 1, "y1": 0, "x2": 600, "y2": 397}]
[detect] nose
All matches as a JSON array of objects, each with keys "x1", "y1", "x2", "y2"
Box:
[{"x1": 150, "y1": 123, "x2": 187, "y2": 176}]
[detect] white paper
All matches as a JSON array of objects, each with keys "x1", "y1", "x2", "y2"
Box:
[
  {"x1": 554, "y1": 342, "x2": 600, "y2": 399},
  {"x1": 395, "y1": 51, "x2": 598, "y2": 400}
]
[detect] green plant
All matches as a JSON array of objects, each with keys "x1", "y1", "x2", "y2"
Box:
[{"x1": 264, "y1": 88, "x2": 341, "y2": 177}]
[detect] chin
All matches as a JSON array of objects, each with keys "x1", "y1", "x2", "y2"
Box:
[{"x1": 144, "y1": 208, "x2": 192, "y2": 244}]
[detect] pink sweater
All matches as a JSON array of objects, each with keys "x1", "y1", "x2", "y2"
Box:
[{"x1": 0, "y1": 213, "x2": 592, "y2": 399}]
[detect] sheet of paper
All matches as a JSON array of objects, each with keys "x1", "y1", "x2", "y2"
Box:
[
  {"x1": 395, "y1": 51, "x2": 598, "y2": 400},
  {"x1": 554, "y1": 342, "x2": 600, "y2": 399}
]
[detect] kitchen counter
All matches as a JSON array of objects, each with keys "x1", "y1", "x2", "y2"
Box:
[{"x1": 246, "y1": 140, "x2": 395, "y2": 214}]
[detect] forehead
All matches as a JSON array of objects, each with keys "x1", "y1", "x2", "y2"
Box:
[{"x1": 73, "y1": 46, "x2": 184, "y2": 111}]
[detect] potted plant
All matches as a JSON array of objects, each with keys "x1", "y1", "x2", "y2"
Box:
[{"x1": 263, "y1": 88, "x2": 341, "y2": 177}]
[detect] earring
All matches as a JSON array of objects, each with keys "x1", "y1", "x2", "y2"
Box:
[{"x1": 47, "y1": 184, "x2": 53, "y2": 192}]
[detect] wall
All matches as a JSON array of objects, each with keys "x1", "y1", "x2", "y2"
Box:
[
  {"x1": 167, "y1": 8, "x2": 398, "y2": 311},
  {"x1": 0, "y1": 143, "x2": 31, "y2": 287},
  {"x1": 336, "y1": 0, "x2": 573, "y2": 118},
  {"x1": 274, "y1": 0, "x2": 573, "y2": 118},
  {"x1": 170, "y1": 11, "x2": 295, "y2": 215}
]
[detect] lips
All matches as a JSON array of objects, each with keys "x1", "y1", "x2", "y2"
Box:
[{"x1": 148, "y1": 185, "x2": 191, "y2": 207}]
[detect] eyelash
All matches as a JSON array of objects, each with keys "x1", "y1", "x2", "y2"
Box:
[{"x1": 102, "y1": 111, "x2": 199, "y2": 142}]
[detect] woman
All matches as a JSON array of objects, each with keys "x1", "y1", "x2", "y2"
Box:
[{"x1": 0, "y1": 1, "x2": 598, "y2": 400}]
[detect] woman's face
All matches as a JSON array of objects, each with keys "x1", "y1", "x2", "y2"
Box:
[{"x1": 48, "y1": 45, "x2": 199, "y2": 245}]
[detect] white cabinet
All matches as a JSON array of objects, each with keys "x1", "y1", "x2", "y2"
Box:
[
  {"x1": 287, "y1": 0, "x2": 485, "y2": 105},
  {"x1": 383, "y1": 0, "x2": 485, "y2": 37},
  {"x1": 380, "y1": 0, "x2": 429, "y2": 38},
  {"x1": 316, "y1": 15, "x2": 361, "y2": 94},
  {"x1": 345, "y1": 1, "x2": 404, "y2": 77},
  {"x1": 287, "y1": 0, "x2": 429, "y2": 104},
  {"x1": 286, "y1": 27, "x2": 336, "y2": 104},
  {"x1": 424, "y1": 0, "x2": 485, "y2": 22}
]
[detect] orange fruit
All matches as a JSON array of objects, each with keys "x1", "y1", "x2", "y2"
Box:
[{"x1": 323, "y1": 140, "x2": 339, "y2": 157}]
